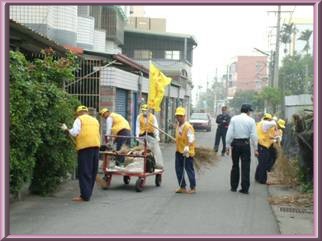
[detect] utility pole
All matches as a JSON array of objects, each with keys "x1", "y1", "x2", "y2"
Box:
[
  {"x1": 226, "y1": 65, "x2": 229, "y2": 105},
  {"x1": 267, "y1": 6, "x2": 293, "y2": 88},
  {"x1": 273, "y1": 5, "x2": 281, "y2": 88},
  {"x1": 214, "y1": 68, "x2": 218, "y2": 115}
]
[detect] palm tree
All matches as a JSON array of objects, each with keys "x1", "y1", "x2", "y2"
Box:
[
  {"x1": 280, "y1": 23, "x2": 297, "y2": 54},
  {"x1": 298, "y1": 29, "x2": 312, "y2": 55}
]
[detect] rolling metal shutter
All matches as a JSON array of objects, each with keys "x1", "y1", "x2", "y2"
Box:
[{"x1": 115, "y1": 88, "x2": 128, "y2": 118}]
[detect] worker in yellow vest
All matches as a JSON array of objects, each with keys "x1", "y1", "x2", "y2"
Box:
[
  {"x1": 135, "y1": 104, "x2": 164, "y2": 169},
  {"x1": 267, "y1": 118, "x2": 286, "y2": 173},
  {"x1": 174, "y1": 107, "x2": 196, "y2": 194},
  {"x1": 275, "y1": 119, "x2": 286, "y2": 145},
  {"x1": 135, "y1": 104, "x2": 160, "y2": 140},
  {"x1": 254, "y1": 113, "x2": 277, "y2": 184},
  {"x1": 61, "y1": 105, "x2": 100, "y2": 202},
  {"x1": 99, "y1": 108, "x2": 131, "y2": 165}
]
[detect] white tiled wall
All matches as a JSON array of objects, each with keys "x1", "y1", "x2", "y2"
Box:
[{"x1": 77, "y1": 16, "x2": 94, "y2": 46}]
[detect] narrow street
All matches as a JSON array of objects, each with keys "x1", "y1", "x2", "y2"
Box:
[{"x1": 10, "y1": 122, "x2": 279, "y2": 235}]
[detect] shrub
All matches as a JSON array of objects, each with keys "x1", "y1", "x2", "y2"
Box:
[{"x1": 10, "y1": 50, "x2": 80, "y2": 196}]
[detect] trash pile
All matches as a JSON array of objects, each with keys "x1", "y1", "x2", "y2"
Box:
[
  {"x1": 267, "y1": 192, "x2": 313, "y2": 208},
  {"x1": 101, "y1": 136, "x2": 164, "y2": 173}
]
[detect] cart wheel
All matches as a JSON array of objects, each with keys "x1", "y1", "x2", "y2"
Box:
[
  {"x1": 155, "y1": 174, "x2": 162, "y2": 187},
  {"x1": 103, "y1": 174, "x2": 112, "y2": 189},
  {"x1": 123, "y1": 176, "x2": 130, "y2": 185},
  {"x1": 135, "y1": 178, "x2": 144, "y2": 192}
]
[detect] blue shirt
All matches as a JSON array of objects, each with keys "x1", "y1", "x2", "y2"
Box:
[{"x1": 226, "y1": 113, "x2": 258, "y2": 149}]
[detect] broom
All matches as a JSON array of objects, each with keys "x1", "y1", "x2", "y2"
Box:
[
  {"x1": 270, "y1": 143, "x2": 298, "y2": 186},
  {"x1": 194, "y1": 147, "x2": 219, "y2": 173}
]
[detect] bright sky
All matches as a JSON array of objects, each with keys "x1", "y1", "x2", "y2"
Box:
[{"x1": 143, "y1": 5, "x2": 313, "y2": 101}]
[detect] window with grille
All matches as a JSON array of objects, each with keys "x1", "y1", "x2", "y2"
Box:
[{"x1": 165, "y1": 50, "x2": 180, "y2": 60}]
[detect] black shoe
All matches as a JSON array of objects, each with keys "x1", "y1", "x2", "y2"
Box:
[
  {"x1": 230, "y1": 188, "x2": 237, "y2": 192},
  {"x1": 239, "y1": 189, "x2": 249, "y2": 194}
]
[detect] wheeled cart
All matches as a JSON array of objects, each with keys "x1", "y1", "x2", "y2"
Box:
[{"x1": 99, "y1": 135, "x2": 164, "y2": 192}]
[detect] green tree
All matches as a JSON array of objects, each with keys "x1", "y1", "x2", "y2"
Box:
[
  {"x1": 298, "y1": 29, "x2": 313, "y2": 55},
  {"x1": 229, "y1": 90, "x2": 263, "y2": 113},
  {"x1": 279, "y1": 54, "x2": 313, "y2": 95},
  {"x1": 280, "y1": 23, "x2": 297, "y2": 54},
  {"x1": 257, "y1": 86, "x2": 283, "y2": 113}
]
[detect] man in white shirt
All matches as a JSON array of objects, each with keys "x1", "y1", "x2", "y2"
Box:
[{"x1": 226, "y1": 104, "x2": 258, "y2": 194}]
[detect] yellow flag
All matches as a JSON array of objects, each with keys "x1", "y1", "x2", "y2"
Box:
[{"x1": 147, "y1": 62, "x2": 172, "y2": 112}]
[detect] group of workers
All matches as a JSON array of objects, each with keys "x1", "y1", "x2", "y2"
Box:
[
  {"x1": 255, "y1": 113, "x2": 286, "y2": 185},
  {"x1": 61, "y1": 104, "x2": 196, "y2": 201},
  {"x1": 60, "y1": 101, "x2": 285, "y2": 201},
  {"x1": 222, "y1": 104, "x2": 286, "y2": 194}
]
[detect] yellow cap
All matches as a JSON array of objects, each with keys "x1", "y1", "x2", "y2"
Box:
[
  {"x1": 175, "y1": 107, "x2": 186, "y2": 116},
  {"x1": 99, "y1": 108, "x2": 109, "y2": 116},
  {"x1": 141, "y1": 104, "x2": 148, "y2": 111},
  {"x1": 76, "y1": 105, "x2": 88, "y2": 113},
  {"x1": 263, "y1": 113, "x2": 272, "y2": 120},
  {"x1": 277, "y1": 119, "x2": 286, "y2": 129}
]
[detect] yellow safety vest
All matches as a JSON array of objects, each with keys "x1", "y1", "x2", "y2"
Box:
[
  {"x1": 76, "y1": 114, "x2": 100, "y2": 151},
  {"x1": 110, "y1": 112, "x2": 131, "y2": 135},
  {"x1": 176, "y1": 122, "x2": 195, "y2": 157},
  {"x1": 139, "y1": 114, "x2": 155, "y2": 135},
  {"x1": 256, "y1": 121, "x2": 276, "y2": 148}
]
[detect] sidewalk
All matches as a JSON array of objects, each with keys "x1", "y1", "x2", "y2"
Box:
[{"x1": 267, "y1": 184, "x2": 314, "y2": 235}]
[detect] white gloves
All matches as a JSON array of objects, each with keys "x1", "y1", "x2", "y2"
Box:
[
  {"x1": 183, "y1": 146, "x2": 189, "y2": 157},
  {"x1": 276, "y1": 136, "x2": 282, "y2": 142},
  {"x1": 155, "y1": 135, "x2": 160, "y2": 142},
  {"x1": 61, "y1": 123, "x2": 68, "y2": 131}
]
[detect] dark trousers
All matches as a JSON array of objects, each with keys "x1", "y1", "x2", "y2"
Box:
[
  {"x1": 268, "y1": 147, "x2": 277, "y2": 171},
  {"x1": 77, "y1": 147, "x2": 99, "y2": 201},
  {"x1": 115, "y1": 129, "x2": 131, "y2": 150},
  {"x1": 214, "y1": 128, "x2": 227, "y2": 153},
  {"x1": 115, "y1": 129, "x2": 131, "y2": 165},
  {"x1": 255, "y1": 144, "x2": 275, "y2": 184},
  {"x1": 230, "y1": 140, "x2": 251, "y2": 192},
  {"x1": 175, "y1": 152, "x2": 196, "y2": 189}
]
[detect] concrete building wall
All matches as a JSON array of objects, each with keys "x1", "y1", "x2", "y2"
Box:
[
  {"x1": 10, "y1": 6, "x2": 78, "y2": 46},
  {"x1": 127, "y1": 17, "x2": 166, "y2": 32},
  {"x1": 235, "y1": 56, "x2": 268, "y2": 91},
  {"x1": 93, "y1": 30, "x2": 106, "y2": 52},
  {"x1": 105, "y1": 40, "x2": 122, "y2": 54}
]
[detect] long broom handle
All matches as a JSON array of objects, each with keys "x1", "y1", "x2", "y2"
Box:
[{"x1": 150, "y1": 124, "x2": 176, "y2": 141}]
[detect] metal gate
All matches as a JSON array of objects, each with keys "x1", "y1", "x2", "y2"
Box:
[
  {"x1": 64, "y1": 58, "x2": 102, "y2": 112},
  {"x1": 115, "y1": 88, "x2": 128, "y2": 118}
]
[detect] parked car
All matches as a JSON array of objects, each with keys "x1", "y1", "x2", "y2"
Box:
[{"x1": 189, "y1": 112, "x2": 212, "y2": 132}]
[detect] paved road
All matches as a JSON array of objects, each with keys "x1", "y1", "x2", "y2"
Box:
[{"x1": 10, "y1": 123, "x2": 279, "y2": 235}]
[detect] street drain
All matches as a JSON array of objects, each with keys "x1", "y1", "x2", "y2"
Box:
[{"x1": 280, "y1": 207, "x2": 313, "y2": 214}]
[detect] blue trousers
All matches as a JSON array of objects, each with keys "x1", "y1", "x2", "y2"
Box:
[
  {"x1": 255, "y1": 144, "x2": 274, "y2": 184},
  {"x1": 77, "y1": 147, "x2": 99, "y2": 201},
  {"x1": 175, "y1": 152, "x2": 196, "y2": 189}
]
